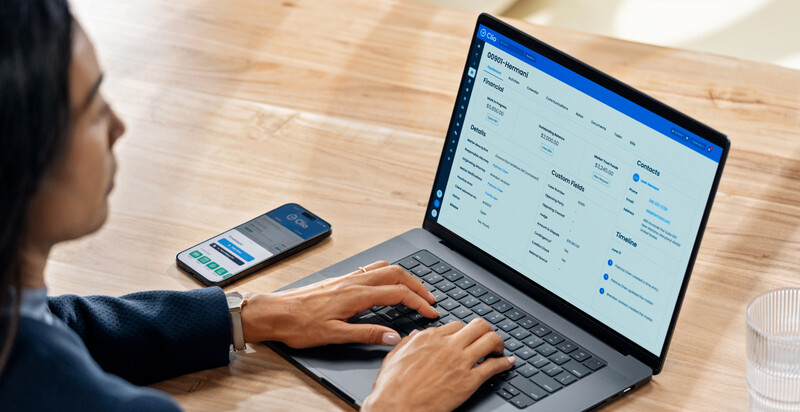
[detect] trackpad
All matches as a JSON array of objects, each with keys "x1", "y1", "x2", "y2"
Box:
[{"x1": 290, "y1": 343, "x2": 390, "y2": 404}]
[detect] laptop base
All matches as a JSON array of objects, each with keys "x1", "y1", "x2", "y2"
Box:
[{"x1": 267, "y1": 228, "x2": 651, "y2": 411}]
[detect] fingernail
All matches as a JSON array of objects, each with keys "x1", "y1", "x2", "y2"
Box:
[
  {"x1": 507, "y1": 356, "x2": 516, "y2": 365},
  {"x1": 382, "y1": 332, "x2": 401, "y2": 346},
  {"x1": 428, "y1": 290, "x2": 436, "y2": 302}
]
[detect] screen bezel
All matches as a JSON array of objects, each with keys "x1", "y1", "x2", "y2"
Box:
[{"x1": 422, "y1": 13, "x2": 730, "y2": 373}]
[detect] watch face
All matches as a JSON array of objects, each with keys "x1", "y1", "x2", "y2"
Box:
[{"x1": 226, "y1": 292, "x2": 244, "y2": 308}]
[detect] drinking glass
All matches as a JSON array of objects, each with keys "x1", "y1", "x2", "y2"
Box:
[{"x1": 747, "y1": 288, "x2": 800, "y2": 411}]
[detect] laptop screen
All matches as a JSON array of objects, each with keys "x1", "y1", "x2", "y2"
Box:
[{"x1": 428, "y1": 23, "x2": 724, "y2": 356}]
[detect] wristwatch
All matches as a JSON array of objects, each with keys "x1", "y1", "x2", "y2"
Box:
[{"x1": 226, "y1": 291, "x2": 247, "y2": 351}]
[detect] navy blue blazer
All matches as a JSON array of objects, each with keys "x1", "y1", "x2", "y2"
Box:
[{"x1": 0, "y1": 287, "x2": 232, "y2": 411}]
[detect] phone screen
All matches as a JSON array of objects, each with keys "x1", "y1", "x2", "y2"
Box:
[{"x1": 178, "y1": 204, "x2": 330, "y2": 283}]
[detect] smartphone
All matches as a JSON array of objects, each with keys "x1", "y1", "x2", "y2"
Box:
[{"x1": 176, "y1": 203, "x2": 332, "y2": 286}]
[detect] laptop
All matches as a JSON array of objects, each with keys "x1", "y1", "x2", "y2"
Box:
[{"x1": 267, "y1": 13, "x2": 729, "y2": 411}]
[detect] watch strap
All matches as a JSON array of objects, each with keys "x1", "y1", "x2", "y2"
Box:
[{"x1": 231, "y1": 309, "x2": 246, "y2": 351}]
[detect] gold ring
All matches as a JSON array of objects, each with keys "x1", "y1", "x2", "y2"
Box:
[{"x1": 358, "y1": 266, "x2": 367, "y2": 273}]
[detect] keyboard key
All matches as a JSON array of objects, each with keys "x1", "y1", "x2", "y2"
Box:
[
  {"x1": 531, "y1": 325, "x2": 552, "y2": 337},
  {"x1": 530, "y1": 354, "x2": 550, "y2": 369},
  {"x1": 570, "y1": 348, "x2": 591, "y2": 362},
  {"x1": 459, "y1": 296, "x2": 480, "y2": 308},
  {"x1": 442, "y1": 270, "x2": 463, "y2": 281},
  {"x1": 584, "y1": 358, "x2": 606, "y2": 371},
  {"x1": 555, "y1": 371, "x2": 577, "y2": 386},
  {"x1": 421, "y1": 281, "x2": 436, "y2": 292},
  {"x1": 439, "y1": 314, "x2": 459, "y2": 324},
  {"x1": 515, "y1": 347, "x2": 536, "y2": 360},
  {"x1": 496, "y1": 388, "x2": 514, "y2": 400},
  {"x1": 408, "y1": 312, "x2": 425, "y2": 322},
  {"x1": 497, "y1": 329, "x2": 511, "y2": 341},
  {"x1": 452, "y1": 307, "x2": 472, "y2": 319},
  {"x1": 411, "y1": 266, "x2": 431, "y2": 277},
  {"x1": 510, "y1": 328, "x2": 531, "y2": 340},
  {"x1": 439, "y1": 298, "x2": 460, "y2": 311},
  {"x1": 398, "y1": 257, "x2": 419, "y2": 270},
  {"x1": 447, "y1": 288, "x2": 468, "y2": 300},
  {"x1": 432, "y1": 290, "x2": 447, "y2": 302},
  {"x1": 350, "y1": 311, "x2": 381, "y2": 324},
  {"x1": 505, "y1": 309, "x2": 524, "y2": 321},
  {"x1": 437, "y1": 281, "x2": 456, "y2": 292},
  {"x1": 519, "y1": 316, "x2": 539, "y2": 329},
  {"x1": 473, "y1": 303, "x2": 493, "y2": 316},
  {"x1": 431, "y1": 263, "x2": 451, "y2": 274},
  {"x1": 454, "y1": 277, "x2": 475, "y2": 289},
  {"x1": 517, "y1": 363, "x2": 538, "y2": 378},
  {"x1": 469, "y1": 285, "x2": 488, "y2": 297},
  {"x1": 497, "y1": 319, "x2": 518, "y2": 333},
  {"x1": 531, "y1": 373, "x2": 563, "y2": 393},
  {"x1": 481, "y1": 293, "x2": 500, "y2": 305},
  {"x1": 536, "y1": 344, "x2": 557, "y2": 357},
  {"x1": 391, "y1": 316, "x2": 418, "y2": 334},
  {"x1": 505, "y1": 338, "x2": 523, "y2": 351},
  {"x1": 498, "y1": 382, "x2": 520, "y2": 397},
  {"x1": 485, "y1": 312, "x2": 506, "y2": 324},
  {"x1": 542, "y1": 363, "x2": 564, "y2": 377},
  {"x1": 394, "y1": 305, "x2": 413, "y2": 315},
  {"x1": 423, "y1": 273, "x2": 443, "y2": 284},
  {"x1": 499, "y1": 370, "x2": 518, "y2": 381},
  {"x1": 377, "y1": 307, "x2": 402, "y2": 322},
  {"x1": 509, "y1": 375, "x2": 548, "y2": 401},
  {"x1": 509, "y1": 393, "x2": 534, "y2": 409},
  {"x1": 524, "y1": 336, "x2": 544, "y2": 348},
  {"x1": 563, "y1": 359, "x2": 591, "y2": 378},
  {"x1": 556, "y1": 340, "x2": 577, "y2": 354},
  {"x1": 544, "y1": 333, "x2": 564, "y2": 345},
  {"x1": 549, "y1": 352, "x2": 571, "y2": 366},
  {"x1": 412, "y1": 251, "x2": 439, "y2": 266},
  {"x1": 493, "y1": 301, "x2": 512, "y2": 313}
]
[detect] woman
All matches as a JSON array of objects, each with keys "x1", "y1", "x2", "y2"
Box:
[{"x1": 0, "y1": 1, "x2": 514, "y2": 410}]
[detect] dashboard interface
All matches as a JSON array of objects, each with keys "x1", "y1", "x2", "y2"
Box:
[
  {"x1": 429, "y1": 24, "x2": 723, "y2": 355},
  {"x1": 178, "y1": 204, "x2": 329, "y2": 282}
]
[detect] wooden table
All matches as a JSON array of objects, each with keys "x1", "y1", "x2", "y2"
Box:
[{"x1": 56, "y1": 0, "x2": 800, "y2": 410}]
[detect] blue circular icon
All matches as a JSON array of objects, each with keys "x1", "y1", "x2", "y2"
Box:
[
  {"x1": 431, "y1": 209, "x2": 438, "y2": 218},
  {"x1": 633, "y1": 173, "x2": 640, "y2": 182},
  {"x1": 599, "y1": 288, "x2": 605, "y2": 295},
  {"x1": 434, "y1": 199, "x2": 441, "y2": 208},
  {"x1": 607, "y1": 259, "x2": 613, "y2": 266},
  {"x1": 436, "y1": 190, "x2": 443, "y2": 198},
  {"x1": 604, "y1": 273, "x2": 609, "y2": 280}
]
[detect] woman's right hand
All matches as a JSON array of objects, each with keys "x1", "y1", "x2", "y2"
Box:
[{"x1": 362, "y1": 319, "x2": 515, "y2": 412}]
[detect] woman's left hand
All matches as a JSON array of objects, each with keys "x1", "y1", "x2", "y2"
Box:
[{"x1": 239, "y1": 260, "x2": 438, "y2": 348}]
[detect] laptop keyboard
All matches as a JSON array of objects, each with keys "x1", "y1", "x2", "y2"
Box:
[{"x1": 348, "y1": 250, "x2": 606, "y2": 409}]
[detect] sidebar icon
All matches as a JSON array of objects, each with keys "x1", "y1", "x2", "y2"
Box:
[{"x1": 431, "y1": 39, "x2": 485, "y2": 221}]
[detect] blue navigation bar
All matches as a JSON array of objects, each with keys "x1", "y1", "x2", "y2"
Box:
[{"x1": 476, "y1": 24, "x2": 722, "y2": 163}]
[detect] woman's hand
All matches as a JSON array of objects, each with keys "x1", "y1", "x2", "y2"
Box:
[
  {"x1": 239, "y1": 260, "x2": 438, "y2": 348},
  {"x1": 363, "y1": 319, "x2": 515, "y2": 412}
]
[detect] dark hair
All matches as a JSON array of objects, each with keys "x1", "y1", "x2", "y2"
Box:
[{"x1": 0, "y1": 0, "x2": 74, "y2": 374}]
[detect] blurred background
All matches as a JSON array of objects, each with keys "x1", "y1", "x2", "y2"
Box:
[{"x1": 407, "y1": 0, "x2": 800, "y2": 70}]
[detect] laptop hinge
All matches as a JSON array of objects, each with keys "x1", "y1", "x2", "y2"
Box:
[{"x1": 439, "y1": 239, "x2": 457, "y2": 251}]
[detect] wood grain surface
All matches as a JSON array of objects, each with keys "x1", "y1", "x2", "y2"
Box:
[{"x1": 55, "y1": 0, "x2": 800, "y2": 410}]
